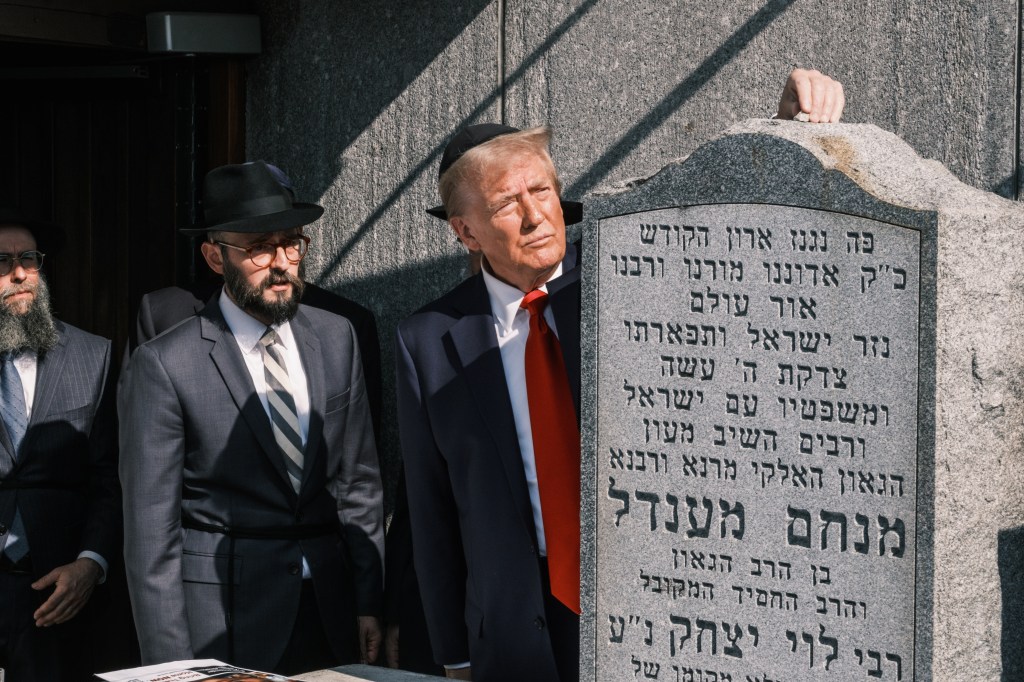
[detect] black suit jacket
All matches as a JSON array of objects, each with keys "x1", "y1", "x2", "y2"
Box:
[
  {"x1": 395, "y1": 246, "x2": 581, "y2": 682},
  {"x1": 0, "y1": 321, "x2": 120, "y2": 579}
]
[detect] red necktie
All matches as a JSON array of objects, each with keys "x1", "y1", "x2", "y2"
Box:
[{"x1": 521, "y1": 288, "x2": 581, "y2": 615}]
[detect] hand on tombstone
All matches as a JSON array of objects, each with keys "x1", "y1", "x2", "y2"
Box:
[
  {"x1": 777, "y1": 68, "x2": 845, "y2": 123},
  {"x1": 31, "y1": 556, "x2": 103, "y2": 626},
  {"x1": 358, "y1": 615, "x2": 383, "y2": 664}
]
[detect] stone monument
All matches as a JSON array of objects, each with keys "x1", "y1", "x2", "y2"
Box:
[{"x1": 579, "y1": 120, "x2": 1024, "y2": 681}]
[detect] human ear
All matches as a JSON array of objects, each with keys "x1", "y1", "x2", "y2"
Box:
[
  {"x1": 450, "y1": 217, "x2": 480, "y2": 252},
  {"x1": 200, "y1": 240, "x2": 225, "y2": 275}
]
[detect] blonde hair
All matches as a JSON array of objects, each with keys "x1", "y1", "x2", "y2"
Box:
[{"x1": 438, "y1": 126, "x2": 562, "y2": 219}]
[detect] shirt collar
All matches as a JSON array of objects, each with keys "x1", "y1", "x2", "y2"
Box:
[
  {"x1": 481, "y1": 260, "x2": 563, "y2": 336},
  {"x1": 8, "y1": 350, "x2": 36, "y2": 363},
  {"x1": 218, "y1": 288, "x2": 296, "y2": 354}
]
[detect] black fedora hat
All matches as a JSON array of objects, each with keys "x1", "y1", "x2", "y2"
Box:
[
  {"x1": 0, "y1": 207, "x2": 66, "y2": 255},
  {"x1": 426, "y1": 123, "x2": 583, "y2": 225},
  {"x1": 181, "y1": 161, "x2": 324, "y2": 235}
]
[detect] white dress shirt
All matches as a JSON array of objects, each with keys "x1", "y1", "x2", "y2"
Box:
[
  {"x1": 6, "y1": 351, "x2": 109, "y2": 580},
  {"x1": 219, "y1": 290, "x2": 312, "y2": 577},
  {"x1": 481, "y1": 261, "x2": 564, "y2": 558}
]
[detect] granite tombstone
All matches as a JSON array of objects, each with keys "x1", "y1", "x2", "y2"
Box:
[{"x1": 580, "y1": 120, "x2": 1024, "y2": 681}]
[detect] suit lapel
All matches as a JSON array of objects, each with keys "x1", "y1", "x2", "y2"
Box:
[
  {"x1": 28, "y1": 321, "x2": 69, "y2": 432},
  {"x1": 201, "y1": 304, "x2": 296, "y2": 499},
  {"x1": 0, "y1": 431, "x2": 13, "y2": 476},
  {"x1": 0, "y1": 323, "x2": 70, "y2": 472},
  {"x1": 0, "y1": 360, "x2": 16, "y2": 471},
  {"x1": 448, "y1": 277, "x2": 536, "y2": 535},
  {"x1": 0, "y1": 391, "x2": 14, "y2": 476},
  {"x1": 547, "y1": 243, "x2": 581, "y2": 421},
  {"x1": 291, "y1": 309, "x2": 324, "y2": 497}
]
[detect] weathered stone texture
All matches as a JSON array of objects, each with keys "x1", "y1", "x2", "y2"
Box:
[
  {"x1": 580, "y1": 119, "x2": 1024, "y2": 680},
  {"x1": 247, "y1": 0, "x2": 499, "y2": 491}
]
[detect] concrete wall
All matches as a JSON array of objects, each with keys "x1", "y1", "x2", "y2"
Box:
[{"x1": 246, "y1": 0, "x2": 1022, "y2": 499}]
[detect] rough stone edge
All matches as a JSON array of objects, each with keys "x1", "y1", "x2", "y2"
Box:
[{"x1": 588, "y1": 120, "x2": 1014, "y2": 217}]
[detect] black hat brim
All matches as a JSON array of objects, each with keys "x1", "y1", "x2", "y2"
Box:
[
  {"x1": 180, "y1": 203, "x2": 324, "y2": 236},
  {"x1": 426, "y1": 199, "x2": 583, "y2": 226},
  {"x1": 0, "y1": 209, "x2": 66, "y2": 255}
]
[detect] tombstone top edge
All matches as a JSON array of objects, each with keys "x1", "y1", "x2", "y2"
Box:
[{"x1": 582, "y1": 119, "x2": 1013, "y2": 227}]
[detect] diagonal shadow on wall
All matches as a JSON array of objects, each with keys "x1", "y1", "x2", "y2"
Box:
[
  {"x1": 320, "y1": 0, "x2": 796, "y2": 282},
  {"x1": 255, "y1": 0, "x2": 492, "y2": 179},
  {"x1": 318, "y1": 0, "x2": 603, "y2": 281},
  {"x1": 566, "y1": 0, "x2": 797, "y2": 199}
]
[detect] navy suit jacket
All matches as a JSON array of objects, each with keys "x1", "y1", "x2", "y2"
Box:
[
  {"x1": 0, "y1": 321, "x2": 120, "y2": 579},
  {"x1": 395, "y1": 246, "x2": 580, "y2": 682}
]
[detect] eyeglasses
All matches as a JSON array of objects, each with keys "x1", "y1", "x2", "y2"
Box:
[
  {"x1": 214, "y1": 235, "x2": 310, "y2": 268},
  {"x1": 0, "y1": 251, "x2": 45, "y2": 276}
]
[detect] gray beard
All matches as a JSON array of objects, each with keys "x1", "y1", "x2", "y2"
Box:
[
  {"x1": 0, "y1": 276, "x2": 59, "y2": 356},
  {"x1": 222, "y1": 258, "x2": 305, "y2": 326}
]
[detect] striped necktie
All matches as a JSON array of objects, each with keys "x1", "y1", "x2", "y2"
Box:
[
  {"x1": 0, "y1": 354, "x2": 29, "y2": 563},
  {"x1": 259, "y1": 328, "x2": 304, "y2": 493}
]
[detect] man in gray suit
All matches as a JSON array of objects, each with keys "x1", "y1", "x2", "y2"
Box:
[
  {"x1": 0, "y1": 209, "x2": 119, "y2": 681},
  {"x1": 120, "y1": 162, "x2": 384, "y2": 675}
]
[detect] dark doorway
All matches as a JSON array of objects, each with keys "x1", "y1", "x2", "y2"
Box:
[{"x1": 0, "y1": 42, "x2": 246, "y2": 367}]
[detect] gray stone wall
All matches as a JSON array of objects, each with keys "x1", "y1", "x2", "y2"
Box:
[
  {"x1": 504, "y1": 0, "x2": 1018, "y2": 197},
  {"x1": 246, "y1": 0, "x2": 1024, "y2": 506},
  {"x1": 247, "y1": 0, "x2": 500, "y2": 492}
]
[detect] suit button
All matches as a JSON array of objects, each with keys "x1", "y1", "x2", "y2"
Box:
[
  {"x1": 0, "y1": 524, "x2": 6, "y2": 535},
  {"x1": 534, "y1": 616, "x2": 545, "y2": 630},
  {"x1": 288, "y1": 563, "x2": 301, "y2": 575}
]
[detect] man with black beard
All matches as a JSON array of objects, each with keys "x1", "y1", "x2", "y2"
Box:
[
  {"x1": 123, "y1": 163, "x2": 438, "y2": 676},
  {"x1": 120, "y1": 162, "x2": 384, "y2": 675},
  {"x1": 0, "y1": 210, "x2": 119, "y2": 680}
]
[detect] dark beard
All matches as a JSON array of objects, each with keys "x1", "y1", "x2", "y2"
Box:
[
  {"x1": 0, "y1": 275, "x2": 59, "y2": 355},
  {"x1": 223, "y1": 259, "x2": 305, "y2": 325}
]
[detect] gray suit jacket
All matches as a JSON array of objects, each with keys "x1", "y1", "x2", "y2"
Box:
[
  {"x1": 0, "y1": 321, "x2": 119, "y2": 580},
  {"x1": 120, "y1": 299, "x2": 383, "y2": 670}
]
